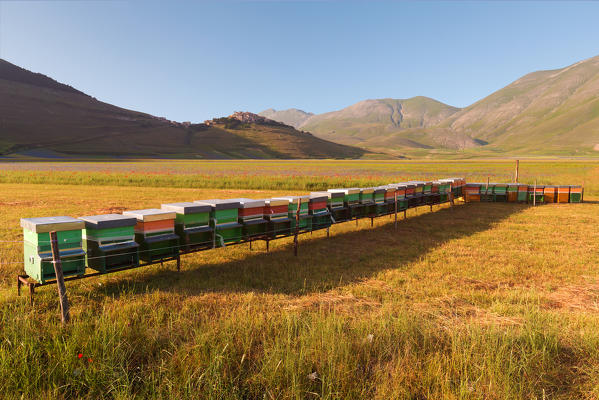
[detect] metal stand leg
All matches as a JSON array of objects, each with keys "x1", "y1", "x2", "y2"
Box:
[
  {"x1": 249, "y1": 240, "x2": 252, "y2": 251},
  {"x1": 371, "y1": 217, "x2": 373, "y2": 227},
  {"x1": 327, "y1": 227, "x2": 330, "y2": 238},
  {"x1": 29, "y1": 284, "x2": 35, "y2": 306},
  {"x1": 176, "y1": 256, "x2": 181, "y2": 272},
  {"x1": 266, "y1": 240, "x2": 270, "y2": 252},
  {"x1": 17, "y1": 276, "x2": 21, "y2": 296}
]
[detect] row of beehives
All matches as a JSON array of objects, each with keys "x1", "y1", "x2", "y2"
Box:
[
  {"x1": 463, "y1": 183, "x2": 583, "y2": 203},
  {"x1": 19, "y1": 178, "x2": 466, "y2": 284}
]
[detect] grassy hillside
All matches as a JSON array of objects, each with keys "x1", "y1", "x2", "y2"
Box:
[
  {"x1": 262, "y1": 56, "x2": 599, "y2": 157},
  {"x1": 0, "y1": 59, "x2": 367, "y2": 159},
  {"x1": 442, "y1": 55, "x2": 599, "y2": 156},
  {"x1": 281, "y1": 97, "x2": 474, "y2": 155}
]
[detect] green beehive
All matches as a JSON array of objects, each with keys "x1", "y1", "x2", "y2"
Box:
[
  {"x1": 422, "y1": 181, "x2": 433, "y2": 205},
  {"x1": 437, "y1": 180, "x2": 451, "y2": 203},
  {"x1": 309, "y1": 193, "x2": 332, "y2": 231},
  {"x1": 373, "y1": 187, "x2": 387, "y2": 216},
  {"x1": 480, "y1": 184, "x2": 495, "y2": 202},
  {"x1": 79, "y1": 214, "x2": 139, "y2": 273},
  {"x1": 329, "y1": 188, "x2": 362, "y2": 219},
  {"x1": 272, "y1": 196, "x2": 312, "y2": 232},
  {"x1": 195, "y1": 199, "x2": 243, "y2": 246},
  {"x1": 494, "y1": 184, "x2": 508, "y2": 202},
  {"x1": 315, "y1": 191, "x2": 348, "y2": 222},
  {"x1": 360, "y1": 187, "x2": 376, "y2": 216},
  {"x1": 517, "y1": 184, "x2": 529, "y2": 202},
  {"x1": 569, "y1": 185, "x2": 583, "y2": 203},
  {"x1": 122, "y1": 209, "x2": 180, "y2": 263},
  {"x1": 162, "y1": 202, "x2": 213, "y2": 251},
  {"x1": 527, "y1": 186, "x2": 545, "y2": 204},
  {"x1": 21, "y1": 217, "x2": 86, "y2": 284}
]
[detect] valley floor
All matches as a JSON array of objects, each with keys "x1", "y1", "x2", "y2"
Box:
[{"x1": 1, "y1": 180, "x2": 599, "y2": 398}]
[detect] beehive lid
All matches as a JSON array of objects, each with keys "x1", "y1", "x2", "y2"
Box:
[
  {"x1": 123, "y1": 209, "x2": 176, "y2": 222},
  {"x1": 265, "y1": 199, "x2": 289, "y2": 207},
  {"x1": 79, "y1": 214, "x2": 137, "y2": 229},
  {"x1": 229, "y1": 198, "x2": 266, "y2": 208},
  {"x1": 310, "y1": 191, "x2": 332, "y2": 198},
  {"x1": 361, "y1": 188, "x2": 374, "y2": 194},
  {"x1": 272, "y1": 195, "x2": 309, "y2": 204},
  {"x1": 309, "y1": 193, "x2": 328, "y2": 202},
  {"x1": 373, "y1": 187, "x2": 386, "y2": 194},
  {"x1": 161, "y1": 202, "x2": 211, "y2": 214},
  {"x1": 194, "y1": 199, "x2": 241, "y2": 210},
  {"x1": 21, "y1": 216, "x2": 84, "y2": 233},
  {"x1": 328, "y1": 188, "x2": 360, "y2": 195}
]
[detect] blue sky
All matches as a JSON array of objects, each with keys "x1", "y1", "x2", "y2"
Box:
[{"x1": 1, "y1": 1, "x2": 598, "y2": 123}]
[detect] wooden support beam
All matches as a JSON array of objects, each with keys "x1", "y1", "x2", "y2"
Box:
[{"x1": 50, "y1": 231, "x2": 70, "y2": 324}]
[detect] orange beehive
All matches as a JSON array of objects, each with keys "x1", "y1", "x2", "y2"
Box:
[
  {"x1": 544, "y1": 186, "x2": 557, "y2": 203},
  {"x1": 557, "y1": 186, "x2": 570, "y2": 203}
]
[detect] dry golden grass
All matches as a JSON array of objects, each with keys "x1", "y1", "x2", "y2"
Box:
[{"x1": 0, "y1": 179, "x2": 598, "y2": 399}]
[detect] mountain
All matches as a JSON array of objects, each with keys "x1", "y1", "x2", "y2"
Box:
[
  {"x1": 262, "y1": 56, "x2": 599, "y2": 156},
  {"x1": 295, "y1": 97, "x2": 467, "y2": 154},
  {"x1": 0, "y1": 59, "x2": 368, "y2": 159},
  {"x1": 258, "y1": 108, "x2": 314, "y2": 128},
  {"x1": 441, "y1": 55, "x2": 599, "y2": 155}
]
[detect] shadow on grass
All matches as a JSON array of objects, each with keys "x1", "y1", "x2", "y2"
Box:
[{"x1": 80, "y1": 203, "x2": 527, "y2": 299}]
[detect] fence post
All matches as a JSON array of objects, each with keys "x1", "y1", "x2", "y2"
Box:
[
  {"x1": 294, "y1": 199, "x2": 300, "y2": 257},
  {"x1": 394, "y1": 191, "x2": 398, "y2": 230},
  {"x1": 50, "y1": 231, "x2": 70, "y2": 324}
]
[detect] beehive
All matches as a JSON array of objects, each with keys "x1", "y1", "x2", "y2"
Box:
[
  {"x1": 405, "y1": 183, "x2": 417, "y2": 208},
  {"x1": 408, "y1": 182, "x2": 425, "y2": 207},
  {"x1": 316, "y1": 191, "x2": 348, "y2": 222},
  {"x1": 527, "y1": 186, "x2": 545, "y2": 204},
  {"x1": 543, "y1": 186, "x2": 557, "y2": 203},
  {"x1": 272, "y1": 196, "x2": 312, "y2": 231},
  {"x1": 329, "y1": 188, "x2": 362, "y2": 219},
  {"x1": 494, "y1": 183, "x2": 508, "y2": 202},
  {"x1": 230, "y1": 198, "x2": 268, "y2": 239},
  {"x1": 430, "y1": 181, "x2": 441, "y2": 205},
  {"x1": 161, "y1": 202, "x2": 213, "y2": 251},
  {"x1": 264, "y1": 198, "x2": 292, "y2": 238},
  {"x1": 122, "y1": 209, "x2": 179, "y2": 262},
  {"x1": 195, "y1": 199, "x2": 243, "y2": 246},
  {"x1": 396, "y1": 184, "x2": 409, "y2": 210},
  {"x1": 464, "y1": 183, "x2": 481, "y2": 202},
  {"x1": 557, "y1": 186, "x2": 570, "y2": 203},
  {"x1": 381, "y1": 185, "x2": 398, "y2": 214},
  {"x1": 21, "y1": 217, "x2": 86, "y2": 284},
  {"x1": 79, "y1": 214, "x2": 139, "y2": 273},
  {"x1": 517, "y1": 184, "x2": 528, "y2": 202},
  {"x1": 437, "y1": 180, "x2": 452, "y2": 203},
  {"x1": 309, "y1": 193, "x2": 331, "y2": 230},
  {"x1": 507, "y1": 184, "x2": 519, "y2": 202},
  {"x1": 480, "y1": 183, "x2": 494, "y2": 202},
  {"x1": 359, "y1": 187, "x2": 376, "y2": 216},
  {"x1": 569, "y1": 185, "x2": 583, "y2": 203}
]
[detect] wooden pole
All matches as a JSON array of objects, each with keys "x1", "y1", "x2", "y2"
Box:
[
  {"x1": 533, "y1": 180, "x2": 537, "y2": 207},
  {"x1": 49, "y1": 231, "x2": 70, "y2": 324},
  {"x1": 394, "y1": 191, "x2": 398, "y2": 230},
  {"x1": 515, "y1": 159, "x2": 520, "y2": 183},
  {"x1": 293, "y1": 199, "x2": 300, "y2": 257}
]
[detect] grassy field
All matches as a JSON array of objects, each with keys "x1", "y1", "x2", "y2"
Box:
[
  {"x1": 0, "y1": 159, "x2": 597, "y2": 194},
  {"x1": 1, "y1": 160, "x2": 599, "y2": 399}
]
